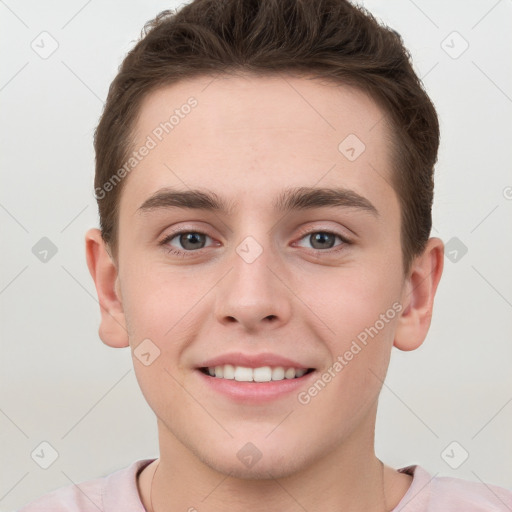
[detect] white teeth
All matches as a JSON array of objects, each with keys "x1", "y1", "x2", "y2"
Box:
[
  {"x1": 253, "y1": 366, "x2": 272, "y2": 382},
  {"x1": 234, "y1": 366, "x2": 253, "y2": 381},
  {"x1": 223, "y1": 364, "x2": 235, "y2": 379},
  {"x1": 285, "y1": 368, "x2": 296, "y2": 379},
  {"x1": 271, "y1": 367, "x2": 285, "y2": 380},
  {"x1": 204, "y1": 365, "x2": 310, "y2": 382}
]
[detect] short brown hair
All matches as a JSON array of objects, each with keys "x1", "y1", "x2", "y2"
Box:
[{"x1": 94, "y1": 0, "x2": 439, "y2": 273}]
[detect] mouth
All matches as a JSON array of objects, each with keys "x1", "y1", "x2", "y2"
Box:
[
  {"x1": 194, "y1": 353, "x2": 317, "y2": 402},
  {"x1": 199, "y1": 365, "x2": 315, "y2": 382},
  {"x1": 196, "y1": 365, "x2": 317, "y2": 403}
]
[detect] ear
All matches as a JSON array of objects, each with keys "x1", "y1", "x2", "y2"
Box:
[
  {"x1": 85, "y1": 228, "x2": 129, "y2": 348},
  {"x1": 394, "y1": 237, "x2": 444, "y2": 351}
]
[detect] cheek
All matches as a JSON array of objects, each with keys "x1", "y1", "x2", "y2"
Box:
[
  {"x1": 305, "y1": 266, "x2": 401, "y2": 332},
  {"x1": 297, "y1": 261, "x2": 402, "y2": 386},
  {"x1": 120, "y1": 261, "x2": 205, "y2": 341},
  {"x1": 122, "y1": 268, "x2": 198, "y2": 412},
  {"x1": 296, "y1": 271, "x2": 401, "y2": 434}
]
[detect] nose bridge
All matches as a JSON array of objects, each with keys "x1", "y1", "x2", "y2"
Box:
[{"x1": 214, "y1": 229, "x2": 292, "y2": 329}]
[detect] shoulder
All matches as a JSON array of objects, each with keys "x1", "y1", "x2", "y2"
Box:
[
  {"x1": 17, "y1": 482, "x2": 102, "y2": 512},
  {"x1": 396, "y1": 465, "x2": 512, "y2": 511},
  {"x1": 431, "y1": 470, "x2": 512, "y2": 511},
  {"x1": 17, "y1": 459, "x2": 155, "y2": 512}
]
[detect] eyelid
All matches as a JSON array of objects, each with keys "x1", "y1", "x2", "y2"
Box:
[
  {"x1": 159, "y1": 228, "x2": 216, "y2": 249},
  {"x1": 160, "y1": 225, "x2": 352, "y2": 257},
  {"x1": 294, "y1": 224, "x2": 353, "y2": 244}
]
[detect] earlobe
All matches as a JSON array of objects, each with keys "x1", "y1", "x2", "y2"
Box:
[
  {"x1": 84, "y1": 228, "x2": 130, "y2": 348},
  {"x1": 394, "y1": 237, "x2": 444, "y2": 351}
]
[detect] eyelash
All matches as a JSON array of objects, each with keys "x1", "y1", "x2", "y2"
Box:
[{"x1": 159, "y1": 228, "x2": 352, "y2": 258}]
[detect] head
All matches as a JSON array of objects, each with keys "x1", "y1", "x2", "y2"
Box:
[{"x1": 86, "y1": 0, "x2": 443, "y2": 479}]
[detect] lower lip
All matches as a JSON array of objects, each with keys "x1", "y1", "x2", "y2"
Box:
[{"x1": 196, "y1": 369, "x2": 316, "y2": 403}]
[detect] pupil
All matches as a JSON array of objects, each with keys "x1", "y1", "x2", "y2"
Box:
[
  {"x1": 181, "y1": 233, "x2": 204, "y2": 250},
  {"x1": 311, "y1": 232, "x2": 334, "y2": 249}
]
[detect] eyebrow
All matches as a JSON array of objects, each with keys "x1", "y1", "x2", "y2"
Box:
[{"x1": 137, "y1": 186, "x2": 379, "y2": 216}]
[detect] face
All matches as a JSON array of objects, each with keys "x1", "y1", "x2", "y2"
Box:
[{"x1": 114, "y1": 74, "x2": 406, "y2": 478}]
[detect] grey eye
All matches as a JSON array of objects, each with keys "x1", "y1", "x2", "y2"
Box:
[
  {"x1": 308, "y1": 232, "x2": 337, "y2": 250},
  {"x1": 177, "y1": 232, "x2": 208, "y2": 250}
]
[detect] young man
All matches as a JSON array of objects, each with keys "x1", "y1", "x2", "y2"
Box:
[{"x1": 19, "y1": 0, "x2": 512, "y2": 510}]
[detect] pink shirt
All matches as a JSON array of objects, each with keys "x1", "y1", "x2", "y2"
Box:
[{"x1": 17, "y1": 458, "x2": 512, "y2": 511}]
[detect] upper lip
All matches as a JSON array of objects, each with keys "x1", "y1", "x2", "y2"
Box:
[{"x1": 197, "y1": 352, "x2": 313, "y2": 370}]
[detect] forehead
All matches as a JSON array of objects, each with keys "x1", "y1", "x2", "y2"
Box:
[{"x1": 121, "y1": 73, "x2": 396, "y2": 218}]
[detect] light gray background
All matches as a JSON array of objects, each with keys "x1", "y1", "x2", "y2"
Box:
[{"x1": 1, "y1": 0, "x2": 511, "y2": 509}]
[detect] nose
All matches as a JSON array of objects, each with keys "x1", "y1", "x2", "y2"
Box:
[{"x1": 213, "y1": 239, "x2": 293, "y2": 332}]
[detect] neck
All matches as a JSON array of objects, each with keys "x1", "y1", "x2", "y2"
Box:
[
  {"x1": 148, "y1": 456, "x2": 388, "y2": 512},
  {"x1": 140, "y1": 417, "x2": 404, "y2": 512}
]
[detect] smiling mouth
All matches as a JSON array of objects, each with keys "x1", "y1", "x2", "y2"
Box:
[{"x1": 199, "y1": 365, "x2": 315, "y2": 382}]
